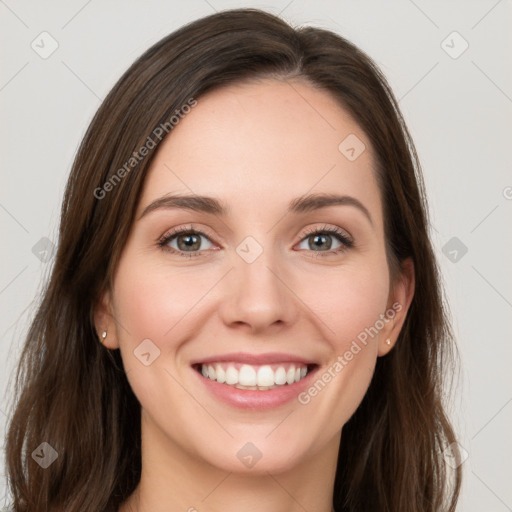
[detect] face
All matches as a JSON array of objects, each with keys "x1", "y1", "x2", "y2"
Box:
[{"x1": 97, "y1": 79, "x2": 413, "y2": 475}]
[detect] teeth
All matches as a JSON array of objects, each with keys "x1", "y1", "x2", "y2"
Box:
[
  {"x1": 257, "y1": 365, "x2": 274, "y2": 387},
  {"x1": 216, "y1": 364, "x2": 226, "y2": 384},
  {"x1": 274, "y1": 367, "x2": 287, "y2": 385},
  {"x1": 239, "y1": 365, "x2": 257, "y2": 386},
  {"x1": 225, "y1": 365, "x2": 238, "y2": 385},
  {"x1": 199, "y1": 362, "x2": 310, "y2": 389}
]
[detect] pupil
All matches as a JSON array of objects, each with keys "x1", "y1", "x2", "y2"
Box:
[
  {"x1": 178, "y1": 234, "x2": 200, "y2": 251},
  {"x1": 311, "y1": 234, "x2": 331, "y2": 251}
]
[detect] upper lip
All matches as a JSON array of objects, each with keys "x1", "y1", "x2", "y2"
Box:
[{"x1": 190, "y1": 352, "x2": 317, "y2": 366}]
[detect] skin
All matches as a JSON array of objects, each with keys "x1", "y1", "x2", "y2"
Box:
[{"x1": 95, "y1": 79, "x2": 415, "y2": 512}]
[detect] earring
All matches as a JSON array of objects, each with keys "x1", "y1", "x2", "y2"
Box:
[
  {"x1": 101, "y1": 331, "x2": 107, "y2": 343},
  {"x1": 385, "y1": 338, "x2": 391, "y2": 345}
]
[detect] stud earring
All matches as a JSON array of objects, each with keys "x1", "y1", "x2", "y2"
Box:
[
  {"x1": 385, "y1": 338, "x2": 391, "y2": 345},
  {"x1": 101, "y1": 331, "x2": 107, "y2": 343}
]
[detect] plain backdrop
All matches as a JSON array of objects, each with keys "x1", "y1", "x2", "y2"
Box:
[{"x1": 1, "y1": 1, "x2": 511, "y2": 510}]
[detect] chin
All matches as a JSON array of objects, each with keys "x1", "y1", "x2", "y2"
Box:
[{"x1": 193, "y1": 432, "x2": 316, "y2": 475}]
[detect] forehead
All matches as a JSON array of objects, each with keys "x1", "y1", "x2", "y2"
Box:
[{"x1": 139, "y1": 79, "x2": 381, "y2": 222}]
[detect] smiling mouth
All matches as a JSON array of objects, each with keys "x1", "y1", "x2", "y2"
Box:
[{"x1": 193, "y1": 362, "x2": 318, "y2": 391}]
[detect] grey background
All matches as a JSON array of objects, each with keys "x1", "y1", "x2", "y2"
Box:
[{"x1": 1, "y1": 0, "x2": 511, "y2": 510}]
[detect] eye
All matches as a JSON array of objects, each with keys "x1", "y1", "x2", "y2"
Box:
[
  {"x1": 158, "y1": 227, "x2": 215, "y2": 257},
  {"x1": 296, "y1": 225, "x2": 353, "y2": 256},
  {"x1": 158, "y1": 224, "x2": 354, "y2": 259}
]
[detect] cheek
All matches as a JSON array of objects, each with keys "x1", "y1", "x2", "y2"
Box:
[
  {"x1": 110, "y1": 253, "x2": 207, "y2": 411},
  {"x1": 297, "y1": 258, "x2": 390, "y2": 349},
  {"x1": 294, "y1": 265, "x2": 389, "y2": 435},
  {"x1": 338, "y1": 273, "x2": 389, "y2": 344},
  {"x1": 112, "y1": 254, "x2": 207, "y2": 350}
]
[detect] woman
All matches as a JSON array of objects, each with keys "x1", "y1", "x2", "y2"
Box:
[{"x1": 5, "y1": 8, "x2": 462, "y2": 511}]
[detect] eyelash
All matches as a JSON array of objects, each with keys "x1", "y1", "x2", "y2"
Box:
[{"x1": 157, "y1": 224, "x2": 354, "y2": 259}]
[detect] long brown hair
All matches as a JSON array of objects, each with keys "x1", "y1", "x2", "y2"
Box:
[{"x1": 5, "y1": 8, "x2": 462, "y2": 511}]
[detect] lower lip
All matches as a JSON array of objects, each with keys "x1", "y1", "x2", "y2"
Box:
[{"x1": 193, "y1": 366, "x2": 318, "y2": 410}]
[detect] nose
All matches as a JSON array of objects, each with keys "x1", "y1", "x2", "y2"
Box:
[{"x1": 217, "y1": 243, "x2": 299, "y2": 334}]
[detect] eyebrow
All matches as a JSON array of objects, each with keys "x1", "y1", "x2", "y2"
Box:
[{"x1": 139, "y1": 192, "x2": 373, "y2": 225}]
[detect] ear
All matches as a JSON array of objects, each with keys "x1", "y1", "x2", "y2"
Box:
[
  {"x1": 93, "y1": 289, "x2": 120, "y2": 350},
  {"x1": 378, "y1": 257, "x2": 415, "y2": 356}
]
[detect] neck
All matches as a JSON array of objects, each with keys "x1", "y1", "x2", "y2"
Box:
[{"x1": 119, "y1": 411, "x2": 340, "y2": 512}]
